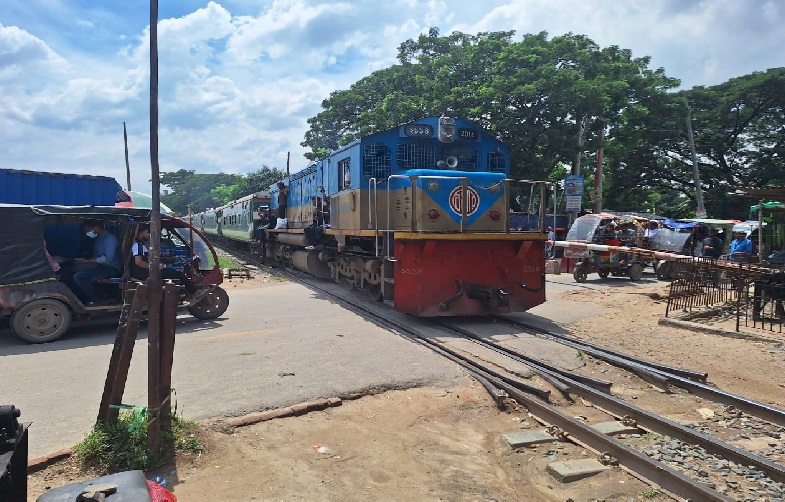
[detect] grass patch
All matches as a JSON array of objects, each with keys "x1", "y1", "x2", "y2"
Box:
[
  {"x1": 74, "y1": 407, "x2": 203, "y2": 474},
  {"x1": 640, "y1": 487, "x2": 662, "y2": 499},
  {"x1": 217, "y1": 256, "x2": 241, "y2": 269},
  {"x1": 641, "y1": 432, "x2": 660, "y2": 441}
]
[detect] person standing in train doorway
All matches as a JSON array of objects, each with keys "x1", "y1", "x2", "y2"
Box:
[{"x1": 276, "y1": 181, "x2": 288, "y2": 219}]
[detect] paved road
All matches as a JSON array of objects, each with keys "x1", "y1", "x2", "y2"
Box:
[{"x1": 0, "y1": 270, "x2": 659, "y2": 458}]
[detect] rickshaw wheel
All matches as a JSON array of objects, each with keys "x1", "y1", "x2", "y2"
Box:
[
  {"x1": 573, "y1": 266, "x2": 588, "y2": 283},
  {"x1": 656, "y1": 261, "x2": 672, "y2": 281},
  {"x1": 597, "y1": 269, "x2": 610, "y2": 279},
  {"x1": 11, "y1": 299, "x2": 72, "y2": 343},
  {"x1": 628, "y1": 263, "x2": 644, "y2": 281},
  {"x1": 188, "y1": 286, "x2": 230, "y2": 320}
]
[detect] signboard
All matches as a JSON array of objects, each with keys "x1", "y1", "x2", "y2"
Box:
[
  {"x1": 695, "y1": 209, "x2": 707, "y2": 219},
  {"x1": 565, "y1": 195, "x2": 583, "y2": 212},
  {"x1": 564, "y1": 175, "x2": 584, "y2": 196}
]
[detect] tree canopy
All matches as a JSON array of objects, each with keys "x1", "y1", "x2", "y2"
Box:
[
  {"x1": 161, "y1": 165, "x2": 285, "y2": 215},
  {"x1": 301, "y1": 28, "x2": 785, "y2": 219}
]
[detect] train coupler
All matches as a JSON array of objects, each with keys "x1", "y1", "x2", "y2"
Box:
[{"x1": 467, "y1": 286, "x2": 510, "y2": 307}]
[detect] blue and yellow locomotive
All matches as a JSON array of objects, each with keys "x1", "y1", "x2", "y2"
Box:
[{"x1": 199, "y1": 116, "x2": 550, "y2": 316}]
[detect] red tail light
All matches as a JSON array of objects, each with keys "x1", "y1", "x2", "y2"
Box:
[
  {"x1": 489, "y1": 210, "x2": 501, "y2": 221},
  {"x1": 427, "y1": 209, "x2": 440, "y2": 221}
]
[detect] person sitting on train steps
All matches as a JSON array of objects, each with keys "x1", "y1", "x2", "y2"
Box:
[
  {"x1": 254, "y1": 207, "x2": 272, "y2": 243},
  {"x1": 131, "y1": 224, "x2": 196, "y2": 294},
  {"x1": 305, "y1": 194, "x2": 331, "y2": 250},
  {"x1": 68, "y1": 220, "x2": 122, "y2": 306}
]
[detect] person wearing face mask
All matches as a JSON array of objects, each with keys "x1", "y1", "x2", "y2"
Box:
[{"x1": 68, "y1": 220, "x2": 122, "y2": 305}]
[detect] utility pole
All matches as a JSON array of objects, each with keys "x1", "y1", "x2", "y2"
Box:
[
  {"x1": 684, "y1": 97, "x2": 705, "y2": 216},
  {"x1": 592, "y1": 115, "x2": 604, "y2": 214},
  {"x1": 123, "y1": 122, "x2": 132, "y2": 191},
  {"x1": 148, "y1": 0, "x2": 163, "y2": 451}
]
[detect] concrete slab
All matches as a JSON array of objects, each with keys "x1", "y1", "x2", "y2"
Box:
[
  {"x1": 547, "y1": 459, "x2": 610, "y2": 482},
  {"x1": 503, "y1": 430, "x2": 553, "y2": 448},
  {"x1": 591, "y1": 421, "x2": 642, "y2": 436}
]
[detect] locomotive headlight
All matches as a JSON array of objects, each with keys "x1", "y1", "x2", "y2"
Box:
[
  {"x1": 427, "y1": 208, "x2": 441, "y2": 221},
  {"x1": 427, "y1": 181, "x2": 439, "y2": 192},
  {"x1": 489, "y1": 183, "x2": 501, "y2": 194},
  {"x1": 489, "y1": 210, "x2": 501, "y2": 221}
]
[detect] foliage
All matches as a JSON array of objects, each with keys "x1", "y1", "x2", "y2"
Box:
[
  {"x1": 161, "y1": 165, "x2": 285, "y2": 215},
  {"x1": 301, "y1": 29, "x2": 679, "y2": 183},
  {"x1": 74, "y1": 407, "x2": 202, "y2": 473},
  {"x1": 300, "y1": 27, "x2": 785, "y2": 218}
]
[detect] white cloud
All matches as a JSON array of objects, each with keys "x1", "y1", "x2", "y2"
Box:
[{"x1": 0, "y1": 0, "x2": 782, "y2": 193}]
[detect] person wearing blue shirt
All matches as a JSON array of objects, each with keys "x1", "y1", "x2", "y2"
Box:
[
  {"x1": 71, "y1": 220, "x2": 121, "y2": 305},
  {"x1": 729, "y1": 231, "x2": 753, "y2": 262}
]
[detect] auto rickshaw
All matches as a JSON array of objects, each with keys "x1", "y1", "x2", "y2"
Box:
[
  {"x1": 565, "y1": 213, "x2": 650, "y2": 283},
  {"x1": 0, "y1": 204, "x2": 229, "y2": 343}
]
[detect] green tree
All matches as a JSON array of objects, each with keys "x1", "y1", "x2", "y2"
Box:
[
  {"x1": 301, "y1": 29, "x2": 679, "y2": 183},
  {"x1": 161, "y1": 170, "x2": 243, "y2": 215},
  {"x1": 244, "y1": 165, "x2": 287, "y2": 192}
]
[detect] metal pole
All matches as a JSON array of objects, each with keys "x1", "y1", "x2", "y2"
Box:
[
  {"x1": 684, "y1": 97, "x2": 705, "y2": 215},
  {"x1": 592, "y1": 115, "x2": 604, "y2": 213},
  {"x1": 123, "y1": 122, "x2": 131, "y2": 191},
  {"x1": 147, "y1": 0, "x2": 162, "y2": 452},
  {"x1": 758, "y1": 201, "x2": 764, "y2": 263}
]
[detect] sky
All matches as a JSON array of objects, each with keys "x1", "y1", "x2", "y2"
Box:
[{"x1": 1, "y1": 0, "x2": 783, "y2": 194}]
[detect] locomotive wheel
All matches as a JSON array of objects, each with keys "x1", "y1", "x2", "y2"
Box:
[
  {"x1": 11, "y1": 299, "x2": 72, "y2": 343},
  {"x1": 367, "y1": 283, "x2": 383, "y2": 302},
  {"x1": 597, "y1": 269, "x2": 610, "y2": 279},
  {"x1": 188, "y1": 286, "x2": 230, "y2": 320},
  {"x1": 628, "y1": 263, "x2": 644, "y2": 281},
  {"x1": 573, "y1": 266, "x2": 588, "y2": 283}
]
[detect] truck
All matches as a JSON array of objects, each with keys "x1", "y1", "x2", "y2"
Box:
[{"x1": 0, "y1": 168, "x2": 129, "y2": 206}]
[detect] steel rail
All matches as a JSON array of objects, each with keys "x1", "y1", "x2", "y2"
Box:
[
  {"x1": 496, "y1": 317, "x2": 785, "y2": 428},
  {"x1": 435, "y1": 321, "x2": 785, "y2": 484},
  {"x1": 493, "y1": 316, "x2": 709, "y2": 382},
  {"x1": 272, "y1": 270, "x2": 732, "y2": 500},
  {"x1": 216, "y1": 244, "x2": 774, "y2": 497},
  {"x1": 497, "y1": 379, "x2": 731, "y2": 502},
  {"x1": 439, "y1": 323, "x2": 617, "y2": 393},
  {"x1": 529, "y1": 361, "x2": 785, "y2": 484}
]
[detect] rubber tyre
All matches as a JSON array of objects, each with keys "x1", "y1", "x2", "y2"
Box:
[
  {"x1": 573, "y1": 266, "x2": 588, "y2": 283},
  {"x1": 597, "y1": 269, "x2": 610, "y2": 279},
  {"x1": 656, "y1": 261, "x2": 672, "y2": 281},
  {"x1": 628, "y1": 263, "x2": 644, "y2": 281},
  {"x1": 187, "y1": 286, "x2": 230, "y2": 320},
  {"x1": 11, "y1": 299, "x2": 72, "y2": 343}
]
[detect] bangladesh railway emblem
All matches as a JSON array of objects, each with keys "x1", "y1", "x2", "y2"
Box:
[{"x1": 448, "y1": 186, "x2": 479, "y2": 216}]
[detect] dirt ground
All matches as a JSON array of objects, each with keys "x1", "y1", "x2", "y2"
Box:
[{"x1": 26, "y1": 274, "x2": 785, "y2": 502}]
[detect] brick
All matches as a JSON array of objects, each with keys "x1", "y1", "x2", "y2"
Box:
[
  {"x1": 327, "y1": 397, "x2": 342, "y2": 407},
  {"x1": 591, "y1": 421, "x2": 641, "y2": 436},
  {"x1": 547, "y1": 459, "x2": 609, "y2": 482},
  {"x1": 503, "y1": 430, "x2": 553, "y2": 448}
]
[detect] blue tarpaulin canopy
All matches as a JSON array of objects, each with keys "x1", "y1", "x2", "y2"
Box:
[{"x1": 662, "y1": 218, "x2": 701, "y2": 229}]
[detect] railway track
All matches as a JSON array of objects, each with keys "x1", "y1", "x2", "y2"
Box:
[{"x1": 214, "y1": 236, "x2": 785, "y2": 501}]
